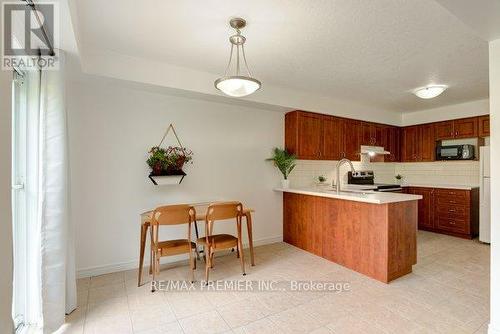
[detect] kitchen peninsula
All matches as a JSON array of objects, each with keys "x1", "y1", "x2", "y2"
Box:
[{"x1": 276, "y1": 187, "x2": 422, "y2": 283}]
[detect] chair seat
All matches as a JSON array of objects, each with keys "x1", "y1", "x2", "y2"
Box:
[
  {"x1": 156, "y1": 239, "x2": 196, "y2": 256},
  {"x1": 197, "y1": 234, "x2": 238, "y2": 249}
]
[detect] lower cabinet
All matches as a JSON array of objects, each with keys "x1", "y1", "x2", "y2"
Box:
[{"x1": 403, "y1": 186, "x2": 479, "y2": 239}]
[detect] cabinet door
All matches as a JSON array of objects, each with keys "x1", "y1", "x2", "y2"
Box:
[
  {"x1": 361, "y1": 122, "x2": 375, "y2": 145},
  {"x1": 478, "y1": 115, "x2": 490, "y2": 137},
  {"x1": 374, "y1": 124, "x2": 385, "y2": 147},
  {"x1": 297, "y1": 112, "x2": 322, "y2": 159},
  {"x1": 412, "y1": 188, "x2": 434, "y2": 229},
  {"x1": 454, "y1": 117, "x2": 478, "y2": 139},
  {"x1": 419, "y1": 124, "x2": 435, "y2": 162},
  {"x1": 434, "y1": 121, "x2": 454, "y2": 140},
  {"x1": 342, "y1": 119, "x2": 361, "y2": 161},
  {"x1": 321, "y1": 116, "x2": 342, "y2": 160},
  {"x1": 401, "y1": 126, "x2": 418, "y2": 162},
  {"x1": 390, "y1": 127, "x2": 401, "y2": 162}
]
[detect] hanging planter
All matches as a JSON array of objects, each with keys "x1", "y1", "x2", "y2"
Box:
[{"x1": 146, "y1": 124, "x2": 193, "y2": 185}]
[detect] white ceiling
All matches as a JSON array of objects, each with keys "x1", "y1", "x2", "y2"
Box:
[{"x1": 71, "y1": 0, "x2": 489, "y2": 113}]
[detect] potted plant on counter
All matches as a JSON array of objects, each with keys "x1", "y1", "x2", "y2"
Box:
[
  {"x1": 147, "y1": 146, "x2": 193, "y2": 185},
  {"x1": 266, "y1": 147, "x2": 296, "y2": 189}
]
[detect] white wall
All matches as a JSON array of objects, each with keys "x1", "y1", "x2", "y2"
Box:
[
  {"x1": 489, "y1": 39, "x2": 500, "y2": 334},
  {"x1": 0, "y1": 10, "x2": 14, "y2": 332},
  {"x1": 67, "y1": 79, "x2": 284, "y2": 277},
  {"x1": 401, "y1": 99, "x2": 489, "y2": 126}
]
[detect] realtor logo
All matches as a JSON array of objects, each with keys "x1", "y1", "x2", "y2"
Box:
[{"x1": 2, "y1": 1, "x2": 59, "y2": 70}]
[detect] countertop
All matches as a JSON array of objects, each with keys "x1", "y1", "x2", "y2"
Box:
[
  {"x1": 401, "y1": 184, "x2": 479, "y2": 190},
  {"x1": 274, "y1": 187, "x2": 422, "y2": 204}
]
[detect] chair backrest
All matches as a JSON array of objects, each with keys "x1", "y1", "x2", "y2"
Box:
[
  {"x1": 206, "y1": 201, "x2": 243, "y2": 222},
  {"x1": 151, "y1": 204, "x2": 195, "y2": 226}
]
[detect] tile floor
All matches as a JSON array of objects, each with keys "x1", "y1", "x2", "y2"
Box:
[{"x1": 62, "y1": 231, "x2": 490, "y2": 334}]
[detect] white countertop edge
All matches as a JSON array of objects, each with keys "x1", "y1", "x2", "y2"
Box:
[
  {"x1": 274, "y1": 187, "x2": 422, "y2": 204},
  {"x1": 401, "y1": 184, "x2": 479, "y2": 190}
]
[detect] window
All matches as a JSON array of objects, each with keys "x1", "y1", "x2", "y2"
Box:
[{"x1": 11, "y1": 68, "x2": 43, "y2": 332}]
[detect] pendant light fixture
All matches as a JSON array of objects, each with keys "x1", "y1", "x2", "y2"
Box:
[{"x1": 214, "y1": 18, "x2": 261, "y2": 97}]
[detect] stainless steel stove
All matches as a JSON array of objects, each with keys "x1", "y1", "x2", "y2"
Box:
[{"x1": 347, "y1": 171, "x2": 402, "y2": 192}]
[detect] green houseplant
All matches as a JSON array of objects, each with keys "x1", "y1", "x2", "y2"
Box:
[{"x1": 266, "y1": 147, "x2": 296, "y2": 188}]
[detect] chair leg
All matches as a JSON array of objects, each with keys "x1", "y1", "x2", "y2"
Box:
[
  {"x1": 210, "y1": 250, "x2": 215, "y2": 268},
  {"x1": 237, "y1": 221, "x2": 246, "y2": 276},
  {"x1": 204, "y1": 247, "x2": 211, "y2": 283},
  {"x1": 236, "y1": 243, "x2": 240, "y2": 258},
  {"x1": 195, "y1": 248, "x2": 200, "y2": 261},
  {"x1": 188, "y1": 249, "x2": 195, "y2": 283},
  {"x1": 151, "y1": 251, "x2": 157, "y2": 292}
]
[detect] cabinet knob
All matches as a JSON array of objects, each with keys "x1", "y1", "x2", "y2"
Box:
[
  {"x1": 449, "y1": 221, "x2": 456, "y2": 225},
  {"x1": 449, "y1": 209, "x2": 455, "y2": 212}
]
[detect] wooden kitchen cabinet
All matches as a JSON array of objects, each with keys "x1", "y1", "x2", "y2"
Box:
[
  {"x1": 405, "y1": 187, "x2": 434, "y2": 229},
  {"x1": 478, "y1": 115, "x2": 490, "y2": 137},
  {"x1": 321, "y1": 115, "x2": 343, "y2": 160},
  {"x1": 435, "y1": 117, "x2": 478, "y2": 140},
  {"x1": 419, "y1": 123, "x2": 435, "y2": 161},
  {"x1": 285, "y1": 110, "x2": 489, "y2": 162},
  {"x1": 342, "y1": 119, "x2": 361, "y2": 161},
  {"x1": 385, "y1": 126, "x2": 400, "y2": 162},
  {"x1": 434, "y1": 121, "x2": 455, "y2": 140},
  {"x1": 285, "y1": 110, "x2": 356, "y2": 160},
  {"x1": 404, "y1": 186, "x2": 479, "y2": 239},
  {"x1": 296, "y1": 112, "x2": 322, "y2": 159},
  {"x1": 401, "y1": 124, "x2": 434, "y2": 162},
  {"x1": 361, "y1": 122, "x2": 384, "y2": 146},
  {"x1": 454, "y1": 117, "x2": 478, "y2": 138}
]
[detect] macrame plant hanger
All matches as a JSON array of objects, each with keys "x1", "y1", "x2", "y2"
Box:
[{"x1": 148, "y1": 123, "x2": 187, "y2": 185}]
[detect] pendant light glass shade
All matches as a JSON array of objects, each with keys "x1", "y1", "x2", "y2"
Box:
[
  {"x1": 215, "y1": 76, "x2": 261, "y2": 97},
  {"x1": 215, "y1": 18, "x2": 261, "y2": 97}
]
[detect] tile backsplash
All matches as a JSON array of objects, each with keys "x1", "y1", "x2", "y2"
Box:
[{"x1": 289, "y1": 158, "x2": 480, "y2": 188}]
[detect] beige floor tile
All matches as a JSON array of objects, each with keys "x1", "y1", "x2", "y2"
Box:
[
  {"x1": 268, "y1": 306, "x2": 322, "y2": 334},
  {"x1": 179, "y1": 310, "x2": 230, "y2": 334},
  {"x1": 130, "y1": 307, "x2": 177, "y2": 332},
  {"x1": 166, "y1": 291, "x2": 213, "y2": 319},
  {"x1": 217, "y1": 297, "x2": 267, "y2": 328},
  {"x1": 233, "y1": 317, "x2": 285, "y2": 334},
  {"x1": 83, "y1": 314, "x2": 133, "y2": 334},
  {"x1": 68, "y1": 234, "x2": 490, "y2": 334},
  {"x1": 326, "y1": 313, "x2": 386, "y2": 334},
  {"x1": 89, "y1": 272, "x2": 125, "y2": 288},
  {"x1": 134, "y1": 320, "x2": 184, "y2": 334}
]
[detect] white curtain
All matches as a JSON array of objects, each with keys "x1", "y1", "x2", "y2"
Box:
[
  {"x1": 17, "y1": 51, "x2": 76, "y2": 333},
  {"x1": 38, "y1": 51, "x2": 76, "y2": 332}
]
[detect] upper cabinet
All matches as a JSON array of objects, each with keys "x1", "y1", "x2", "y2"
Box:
[
  {"x1": 401, "y1": 124, "x2": 435, "y2": 162},
  {"x1": 434, "y1": 117, "x2": 478, "y2": 140},
  {"x1": 385, "y1": 126, "x2": 401, "y2": 162},
  {"x1": 478, "y1": 115, "x2": 490, "y2": 137},
  {"x1": 285, "y1": 111, "x2": 489, "y2": 163},
  {"x1": 285, "y1": 111, "x2": 362, "y2": 161},
  {"x1": 322, "y1": 115, "x2": 343, "y2": 160},
  {"x1": 361, "y1": 122, "x2": 384, "y2": 146}
]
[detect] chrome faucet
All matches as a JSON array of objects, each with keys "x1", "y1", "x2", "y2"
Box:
[{"x1": 334, "y1": 158, "x2": 355, "y2": 193}]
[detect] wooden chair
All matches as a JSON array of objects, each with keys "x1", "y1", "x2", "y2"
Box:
[
  {"x1": 150, "y1": 204, "x2": 198, "y2": 291},
  {"x1": 197, "y1": 202, "x2": 246, "y2": 282}
]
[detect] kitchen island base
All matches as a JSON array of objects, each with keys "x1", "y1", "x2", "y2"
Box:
[{"x1": 283, "y1": 192, "x2": 417, "y2": 283}]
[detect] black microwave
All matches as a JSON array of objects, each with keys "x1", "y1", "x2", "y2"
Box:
[{"x1": 436, "y1": 144, "x2": 475, "y2": 160}]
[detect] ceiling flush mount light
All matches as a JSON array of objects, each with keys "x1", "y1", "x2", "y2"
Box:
[
  {"x1": 413, "y1": 85, "x2": 448, "y2": 99},
  {"x1": 214, "y1": 18, "x2": 261, "y2": 97}
]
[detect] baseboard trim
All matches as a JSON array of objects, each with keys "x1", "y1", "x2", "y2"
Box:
[
  {"x1": 76, "y1": 235, "x2": 283, "y2": 278},
  {"x1": 489, "y1": 324, "x2": 500, "y2": 334}
]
